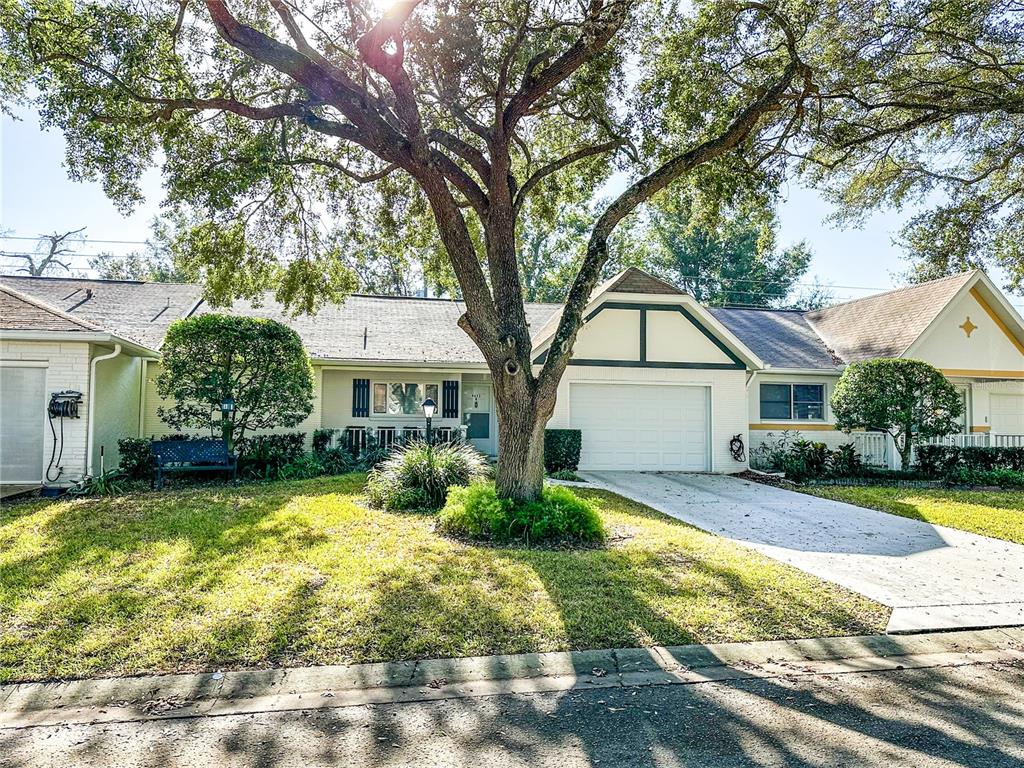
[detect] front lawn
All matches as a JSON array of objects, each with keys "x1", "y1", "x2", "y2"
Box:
[
  {"x1": 801, "y1": 485, "x2": 1024, "y2": 544},
  {"x1": 1, "y1": 475, "x2": 887, "y2": 683}
]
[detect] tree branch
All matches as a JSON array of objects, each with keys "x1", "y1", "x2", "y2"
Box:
[{"x1": 514, "y1": 139, "x2": 623, "y2": 213}]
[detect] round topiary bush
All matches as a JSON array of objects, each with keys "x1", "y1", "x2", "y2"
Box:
[
  {"x1": 438, "y1": 483, "x2": 606, "y2": 545},
  {"x1": 366, "y1": 440, "x2": 491, "y2": 511}
]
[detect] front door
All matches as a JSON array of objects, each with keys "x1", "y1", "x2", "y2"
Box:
[{"x1": 462, "y1": 382, "x2": 496, "y2": 456}]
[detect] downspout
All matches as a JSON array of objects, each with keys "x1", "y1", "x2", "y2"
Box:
[
  {"x1": 86, "y1": 343, "x2": 122, "y2": 477},
  {"x1": 138, "y1": 358, "x2": 159, "y2": 437}
]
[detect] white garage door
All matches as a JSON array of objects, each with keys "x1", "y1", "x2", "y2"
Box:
[
  {"x1": 0, "y1": 366, "x2": 46, "y2": 483},
  {"x1": 569, "y1": 383, "x2": 710, "y2": 471},
  {"x1": 991, "y1": 394, "x2": 1024, "y2": 434}
]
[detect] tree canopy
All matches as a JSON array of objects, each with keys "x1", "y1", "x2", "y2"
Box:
[
  {"x1": 831, "y1": 358, "x2": 963, "y2": 471},
  {"x1": 796, "y1": 0, "x2": 1024, "y2": 294},
  {"x1": 157, "y1": 314, "x2": 314, "y2": 451}
]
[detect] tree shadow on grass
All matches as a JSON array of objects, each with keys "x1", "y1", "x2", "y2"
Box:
[{"x1": 0, "y1": 477, "x2": 360, "y2": 682}]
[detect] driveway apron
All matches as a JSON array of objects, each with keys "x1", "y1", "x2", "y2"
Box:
[{"x1": 581, "y1": 471, "x2": 1024, "y2": 633}]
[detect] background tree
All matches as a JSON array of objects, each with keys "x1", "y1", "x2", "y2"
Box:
[
  {"x1": 157, "y1": 314, "x2": 314, "y2": 452},
  {"x1": 644, "y1": 187, "x2": 824, "y2": 308},
  {"x1": 89, "y1": 216, "x2": 192, "y2": 282},
  {"x1": 831, "y1": 359, "x2": 963, "y2": 471},
  {"x1": 6, "y1": 0, "x2": 816, "y2": 500},
  {"x1": 798, "y1": 0, "x2": 1024, "y2": 294},
  {"x1": 3, "y1": 227, "x2": 85, "y2": 276}
]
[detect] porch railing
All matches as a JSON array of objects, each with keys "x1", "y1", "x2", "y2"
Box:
[{"x1": 920, "y1": 433, "x2": 1024, "y2": 449}]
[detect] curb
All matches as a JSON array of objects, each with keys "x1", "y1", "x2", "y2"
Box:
[{"x1": 3, "y1": 628, "x2": 1023, "y2": 730}]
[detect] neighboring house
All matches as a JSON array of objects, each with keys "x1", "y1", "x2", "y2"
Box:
[{"x1": 1, "y1": 267, "x2": 1022, "y2": 487}]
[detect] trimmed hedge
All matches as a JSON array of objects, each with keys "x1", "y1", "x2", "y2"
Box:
[
  {"x1": 917, "y1": 445, "x2": 1024, "y2": 476},
  {"x1": 544, "y1": 429, "x2": 582, "y2": 472},
  {"x1": 236, "y1": 432, "x2": 306, "y2": 478},
  {"x1": 117, "y1": 437, "x2": 154, "y2": 480}
]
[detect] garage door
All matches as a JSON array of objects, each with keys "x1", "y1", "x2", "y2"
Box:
[
  {"x1": 0, "y1": 366, "x2": 46, "y2": 483},
  {"x1": 991, "y1": 394, "x2": 1024, "y2": 434},
  {"x1": 569, "y1": 383, "x2": 710, "y2": 471}
]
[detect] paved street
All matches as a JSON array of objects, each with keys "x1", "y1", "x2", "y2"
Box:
[
  {"x1": 4, "y1": 658, "x2": 1024, "y2": 767},
  {"x1": 582, "y1": 472, "x2": 1024, "y2": 633}
]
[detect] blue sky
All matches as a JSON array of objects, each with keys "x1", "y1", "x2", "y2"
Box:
[{"x1": 0, "y1": 106, "x2": 992, "y2": 306}]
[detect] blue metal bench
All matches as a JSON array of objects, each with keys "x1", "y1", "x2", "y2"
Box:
[{"x1": 151, "y1": 439, "x2": 237, "y2": 489}]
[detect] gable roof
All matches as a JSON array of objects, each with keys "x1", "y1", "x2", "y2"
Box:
[
  {"x1": 602, "y1": 267, "x2": 684, "y2": 295},
  {"x1": 193, "y1": 293, "x2": 561, "y2": 364},
  {"x1": 710, "y1": 307, "x2": 842, "y2": 370},
  {"x1": 1, "y1": 275, "x2": 203, "y2": 350},
  {"x1": 804, "y1": 271, "x2": 976, "y2": 363},
  {"x1": 0, "y1": 283, "x2": 103, "y2": 333}
]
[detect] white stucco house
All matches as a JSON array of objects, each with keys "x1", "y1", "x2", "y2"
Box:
[{"x1": 1, "y1": 267, "x2": 1022, "y2": 488}]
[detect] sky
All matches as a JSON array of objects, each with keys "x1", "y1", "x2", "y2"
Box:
[{"x1": 1, "y1": 106, "x2": 1014, "y2": 309}]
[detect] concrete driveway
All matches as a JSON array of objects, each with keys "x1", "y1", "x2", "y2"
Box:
[{"x1": 582, "y1": 472, "x2": 1024, "y2": 634}]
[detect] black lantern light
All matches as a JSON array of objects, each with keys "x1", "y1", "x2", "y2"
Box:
[{"x1": 422, "y1": 397, "x2": 436, "y2": 443}]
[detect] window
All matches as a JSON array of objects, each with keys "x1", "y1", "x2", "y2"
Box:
[
  {"x1": 372, "y1": 382, "x2": 439, "y2": 415},
  {"x1": 760, "y1": 383, "x2": 825, "y2": 421}
]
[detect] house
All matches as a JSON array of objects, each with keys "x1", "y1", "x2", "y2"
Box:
[{"x1": 1, "y1": 267, "x2": 1022, "y2": 487}]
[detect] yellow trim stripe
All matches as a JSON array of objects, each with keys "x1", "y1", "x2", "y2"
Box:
[
  {"x1": 749, "y1": 423, "x2": 838, "y2": 431},
  {"x1": 969, "y1": 286, "x2": 1024, "y2": 356},
  {"x1": 971, "y1": 425, "x2": 991, "y2": 433},
  {"x1": 941, "y1": 368, "x2": 1024, "y2": 379}
]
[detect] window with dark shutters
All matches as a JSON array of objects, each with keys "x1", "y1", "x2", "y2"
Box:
[
  {"x1": 352, "y1": 378, "x2": 370, "y2": 417},
  {"x1": 442, "y1": 380, "x2": 459, "y2": 418}
]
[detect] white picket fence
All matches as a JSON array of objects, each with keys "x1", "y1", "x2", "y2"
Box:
[
  {"x1": 853, "y1": 432, "x2": 1023, "y2": 469},
  {"x1": 920, "y1": 433, "x2": 1024, "y2": 449}
]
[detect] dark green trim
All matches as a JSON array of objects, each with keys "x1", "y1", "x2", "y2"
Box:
[
  {"x1": 534, "y1": 301, "x2": 748, "y2": 370},
  {"x1": 569, "y1": 359, "x2": 743, "y2": 370},
  {"x1": 639, "y1": 307, "x2": 647, "y2": 363}
]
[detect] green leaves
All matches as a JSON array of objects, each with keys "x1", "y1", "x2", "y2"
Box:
[
  {"x1": 831, "y1": 358, "x2": 964, "y2": 469},
  {"x1": 156, "y1": 314, "x2": 315, "y2": 447}
]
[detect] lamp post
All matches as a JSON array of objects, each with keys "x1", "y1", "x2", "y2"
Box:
[
  {"x1": 422, "y1": 397, "x2": 436, "y2": 444},
  {"x1": 220, "y1": 395, "x2": 236, "y2": 450}
]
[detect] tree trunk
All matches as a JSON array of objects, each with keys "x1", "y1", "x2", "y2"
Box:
[
  {"x1": 896, "y1": 430, "x2": 912, "y2": 471},
  {"x1": 491, "y1": 370, "x2": 550, "y2": 502}
]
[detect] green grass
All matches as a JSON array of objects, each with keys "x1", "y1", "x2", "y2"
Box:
[
  {"x1": 0, "y1": 475, "x2": 887, "y2": 683},
  {"x1": 801, "y1": 485, "x2": 1024, "y2": 544}
]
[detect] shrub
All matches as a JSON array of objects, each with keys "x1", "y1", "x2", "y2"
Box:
[
  {"x1": 943, "y1": 467, "x2": 1024, "y2": 488},
  {"x1": 236, "y1": 432, "x2": 306, "y2": 479},
  {"x1": 548, "y1": 468, "x2": 584, "y2": 482},
  {"x1": 117, "y1": 437, "x2": 153, "y2": 480},
  {"x1": 157, "y1": 314, "x2": 314, "y2": 453},
  {"x1": 277, "y1": 453, "x2": 326, "y2": 480},
  {"x1": 312, "y1": 428, "x2": 338, "y2": 454},
  {"x1": 544, "y1": 429, "x2": 582, "y2": 472},
  {"x1": 68, "y1": 469, "x2": 128, "y2": 497},
  {"x1": 831, "y1": 358, "x2": 962, "y2": 470},
  {"x1": 753, "y1": 433, "x2": 865, "y2": 482},
  {"x1": 319, "y1": 446, "x2": 358, "y2": 475},
  {"x1": 917, "y1": 445, "x2": 1024, "y2": 478},
  {"x1": 439, "y1": 483, "x2": 605, "y2": 544},
  {"x1": 366, "y1": 440, "x2": 490, "y2": 511}
]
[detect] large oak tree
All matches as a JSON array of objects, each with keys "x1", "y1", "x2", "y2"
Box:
[{"x1": 3, "y1": 0, "x2": 817, "y2": 500}]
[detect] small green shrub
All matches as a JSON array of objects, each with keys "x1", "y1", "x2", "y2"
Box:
[
  {"x1": 366, "y1": 440, "x2": 490, "y2": 511},
  {"x1": 544, "y1": 429, "x2": 582, "y2": 472},
  {"x1": 943, "y1": 467, "x2": 1024, "y2": 488},
  {"x1": 68, "y1": 470, "x2": 128, "y2": 497},
  {"x1": 312, "y1": 428, "x2": 338, "y2": 454},
  {"x1": 916, "y1": 445, "x2": 1024, "y2": 478},
  {"x1": 320, "y1": 446, "x2": 358, "y2": 475},
  {"x1": 439, "y1": 483, "x2": 605, "y2": 544},
  {"x1": 237, "y1": 432, "x2": 306, "y2": 478},
  {"x1": 117, "y1": 437, "x2": 153, "y2": 480},
  {"x1": 548, "y1": 468, "x2": 584, "y2": 482},
  {"x1": 277, "y1": 454, "x2": 326, "y2": 480},
  {"x1": 754, "y1": 432, "x2": 863, "y2": 482}
]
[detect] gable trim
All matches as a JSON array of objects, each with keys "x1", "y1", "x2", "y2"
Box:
[
  {"x1": 969, "y1": 286, "x2": 1024, "y2": 356},
  {"x1": 580, "y1": 302, "x2": 746, "y2": 368}
]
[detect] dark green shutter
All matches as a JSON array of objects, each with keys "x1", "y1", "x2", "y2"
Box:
[
  {"x1": 353, "y1": 379, "x2": 370, "y2": 417},
  {"x1": 442, "y1": 380, "x2": 459, "y2": 418}
]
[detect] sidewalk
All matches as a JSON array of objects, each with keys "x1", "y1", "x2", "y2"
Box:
[{"x1": 4, "y1": 628, "x2": 1023, "y2": 731}]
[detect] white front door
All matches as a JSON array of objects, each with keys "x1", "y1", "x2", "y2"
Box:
[
  {"x1": 0, "y1": 366, "x2": 46, "y2": 484},
  {"x1": 462, "y1": 382, "x2": 496, "y2": 456},
  {"x1": 569, "y1": 383, "x2": 710, "y2": 471},
  {"x1": 990, "y1": 394, "x2": 1024, "y2": 434}
]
